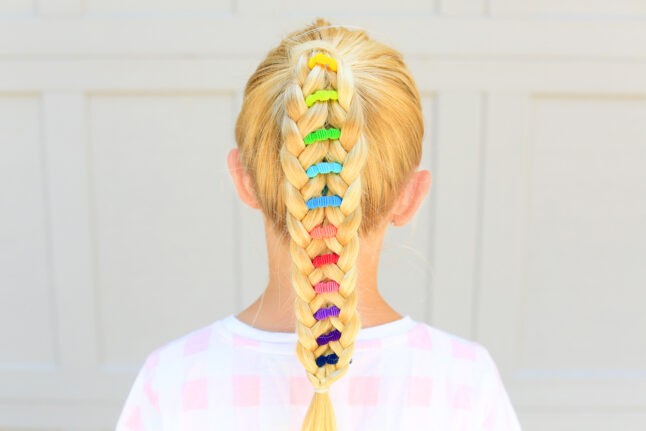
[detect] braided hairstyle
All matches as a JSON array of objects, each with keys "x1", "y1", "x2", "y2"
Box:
[{"x1": 235, "y1": 18, "x2": 424, "y2": 431}]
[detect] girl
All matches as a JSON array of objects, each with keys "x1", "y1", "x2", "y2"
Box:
[{"x1": 116, "y1": 18, "x2": 522, "y2": 431}]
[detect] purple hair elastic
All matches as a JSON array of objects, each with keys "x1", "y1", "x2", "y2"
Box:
[
  {"x1": 313, "y1": 305, "x2": 341, "y2": 321},
  {"x1": 316, "y1": 329, "x2": 341, "y2": 346}
]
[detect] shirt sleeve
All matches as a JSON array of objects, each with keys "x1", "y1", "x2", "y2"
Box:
[
  {"x1": 115, "y1": 351, "x2": 163, "y2": 431},
  {"x1": 476, "y1": 347, "x2": 523, "y2": 431}
]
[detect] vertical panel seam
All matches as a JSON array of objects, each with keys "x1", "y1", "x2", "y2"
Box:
[{"x1": 471, "y1": 92, "x2": 487, "y2": 340}]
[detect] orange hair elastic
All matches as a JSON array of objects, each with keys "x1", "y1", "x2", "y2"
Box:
[
  {"x1": 308, "y1": 53, "x2": 338, "y2": 72},
  {"x1": 310, "y1": 224, "x2": 337, "y2": 239}
]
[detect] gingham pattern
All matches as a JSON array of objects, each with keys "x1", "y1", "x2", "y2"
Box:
[{"x1": 115, "y1": 314, "x2": 522, "y2": 430}]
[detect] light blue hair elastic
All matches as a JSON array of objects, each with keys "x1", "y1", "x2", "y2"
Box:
[
  {"x1": 306, "y1": 162, "x2": 343, "y2": 178},
  {"x1": 306, "y1": 195, "x2": 342, "y2": 210}
]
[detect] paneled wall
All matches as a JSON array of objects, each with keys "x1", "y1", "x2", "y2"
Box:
[{"x1": 1, "y1": 1, "x2": 644, "y2": 429}]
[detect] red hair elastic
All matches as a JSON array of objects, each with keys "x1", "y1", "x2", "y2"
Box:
[{"x1": 312, "y1": 253, "x2": 339, "y2": 268}]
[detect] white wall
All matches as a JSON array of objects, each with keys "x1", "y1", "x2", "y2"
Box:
[{"x1": 1, "y1": 1, "x2": 645, "y2": 430}]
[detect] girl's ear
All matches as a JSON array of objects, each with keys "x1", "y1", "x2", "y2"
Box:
[
  {"x1": 227, "y1": 148, "x2": 260, "y2": 210},
  {"x1": 390, "y1": 169, "x2": 432, "y2": 227}
]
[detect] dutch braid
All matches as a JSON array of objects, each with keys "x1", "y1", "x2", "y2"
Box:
[
  {"x1": 280, "y1": 47, "x2": 367, "y2": 431},
  {"x1": 235, "y1": 17, "x2": 425, "y2": 430}
]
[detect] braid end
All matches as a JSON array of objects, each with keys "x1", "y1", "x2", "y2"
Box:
[{"x1": 301, "y1": 391, "x2": 338, "y2": 431}]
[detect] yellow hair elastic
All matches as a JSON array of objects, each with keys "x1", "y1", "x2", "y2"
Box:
[{"x1": 308, "y1": 53, "x2": 338, "y2": 72}]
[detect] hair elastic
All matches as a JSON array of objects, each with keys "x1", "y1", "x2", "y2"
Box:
[
  {"x1": 310, "y1": 224, "x2": 337, "y2": 239},
  {"x1": 313, "y1": 305, "x2": 341, "y2": 321},
  {"x1": 316, "y1": 329, "x2": 341, "y2": 346},
  {"x1": 312, "y1": 253, "x2": 339, "y2": 268},
  {"x1": 304, "y1": 128, "x2": 341, "y2": 145},
  {"x1": 315, "y1": 353, "x2": 339, "y2": 367},
  {"x1": 308, "y1": 53, "x2": 338, "y2": 72},
  {"x1": 314, "y1": 388, "x2": 328, "y2": 393},
  {"x1": 307, "y1": 162, "x2": 343, "y2": 178},
  {"x1": 306, "y1": 195, "x2": 341, "y2": 210},
  {"x1": 314, "y1": 280, "x2": 340, "y2": 294},
  {"x1": 305, "y1": 89, "x2": 338, "y2": 107}
]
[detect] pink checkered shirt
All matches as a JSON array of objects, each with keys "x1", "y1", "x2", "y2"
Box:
[{"x1": 115, "y1": 314, "x2": 522, "y2": 430}]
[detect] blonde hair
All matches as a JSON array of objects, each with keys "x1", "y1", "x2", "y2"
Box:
[{"x1": 235, "y1": 18, "x2": 424, "y2": 431}]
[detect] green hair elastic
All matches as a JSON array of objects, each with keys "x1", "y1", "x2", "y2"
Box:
[
  {"x1": 304, "y1": 128, "x2": 341, "y2": 145},
  {"x1": 305, "y1": 89, "x2": 338, "y2": 107}
]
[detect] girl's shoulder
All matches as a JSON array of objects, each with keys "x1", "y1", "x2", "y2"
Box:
[
  {"x1": 412, "y1": 320, "x2": 497, "y2": 368},
  {"x1": 381, "y1": 319, "x2": 503, "y2": 388},
  {"x1": 141, "y1": 317, "x2": 233, "y2": 373}
]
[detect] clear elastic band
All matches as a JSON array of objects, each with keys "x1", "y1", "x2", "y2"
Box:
[{"x1": 314, "y1": 388, "x2": 328, "y2": 393}]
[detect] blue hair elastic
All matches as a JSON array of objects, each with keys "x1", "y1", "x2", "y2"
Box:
[
  {"x1": 316, "y1": 353, "x2": 339, "y2": 367},
  {"x1": 306, "y1": 195, "x2": 342, "y2": 210},
  {"x1": 307, "y1": 162, "x2": 343, "y2": 178}
]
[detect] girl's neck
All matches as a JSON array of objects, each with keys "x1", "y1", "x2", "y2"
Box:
[
  {"x1": 236, "y1": 285, "x2": 402, "y2": 333},
  {"x1": 236, "y1": 218, "x2": 403, "y2": 333}
]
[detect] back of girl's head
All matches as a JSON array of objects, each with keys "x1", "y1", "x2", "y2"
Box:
[{"x1": 234, "y1": 18, "x2": 424, "y2": 431}]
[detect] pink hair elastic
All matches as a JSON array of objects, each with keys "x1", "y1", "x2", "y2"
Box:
[
  {"x1": 312, "y1": 253, "x2": 339, "y2": 268},
  {"x1": 314, "y1": 280, "x2": 340, "y2": 294},
  {"x1": 310, "y1": 224, "x2": 337, "y2": 239}
]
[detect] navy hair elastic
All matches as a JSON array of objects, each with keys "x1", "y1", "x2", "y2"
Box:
[{"x1": 315, "y1": 353, "x2": 339, "y2": 367}]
